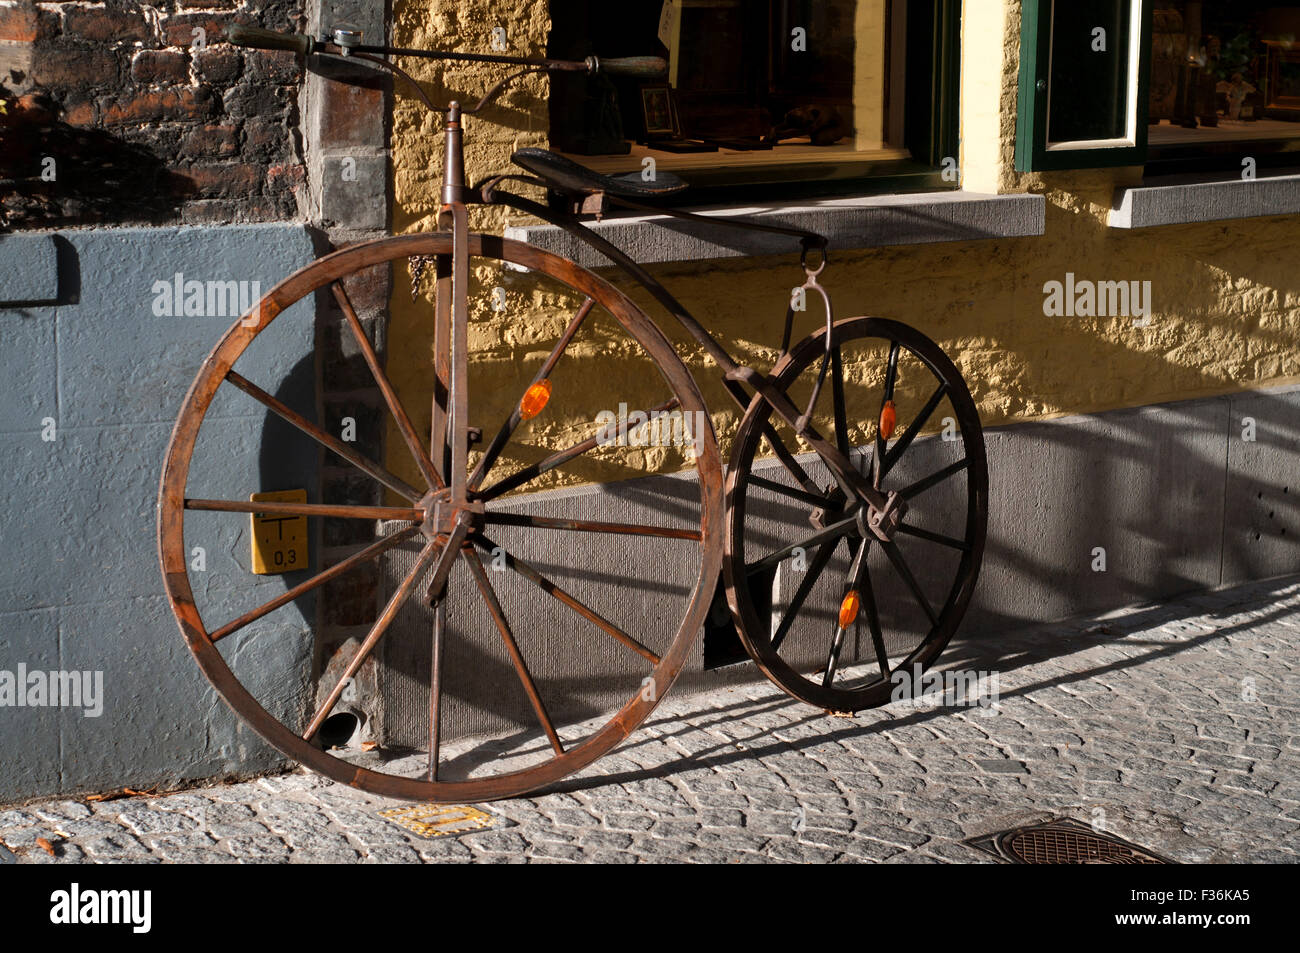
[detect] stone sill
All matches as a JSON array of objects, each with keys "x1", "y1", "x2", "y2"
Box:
[
  {"x1": 1109, "y1": 171, "x2": 1300, "y2": 228},
  {"x1": 504, "y1": 191, "x2": 1046, "y2": 269}
]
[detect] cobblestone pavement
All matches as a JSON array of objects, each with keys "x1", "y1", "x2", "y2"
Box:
[{"x1": 3, "y1": 575, "x2": 1298, "y2": 864}]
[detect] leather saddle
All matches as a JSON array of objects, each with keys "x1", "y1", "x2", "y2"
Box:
[{"x1": 511, "y1": 147, "x2": 687, "y2": 199}]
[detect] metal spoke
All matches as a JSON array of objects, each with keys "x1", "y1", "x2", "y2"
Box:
[
  {"x1": 823, "y1": 539, "x2": 867, "y2": 688},
  {"x1": 185, "y1": 498, "x2": 423, "y2": 521},
  {"x1": 747, "y1": 475, "x2": 830, "y2": 509},
  {"x1": 465, "y1": 548, "x2": 565, "y2": 756},
  {"x1": 897, "y1": 522, "x2": 970, "y2": 552},
  {"x1": 475, "y1": 535, "x2": 660, "y2": 664},
  {"x1": 769, "y1": 539, "x2": 838, "y2": 652},
  {"x1": 302, "y1": 535, "x2": 448, "y2": 742},
  {"x1": 830, "y1": 345, "x2": 850, "y2": 458},
  {"x1": 899, "y1": 458, "x2": 968, "y2": 500},
  {"x1": 760, "y1": 422, "x2": 822, "y2": 496},
  {"x1": 469, "y1": 297, "x2": 595, "y2": 491},
  {"x1": 479, "y1": 397, "x2": 680, "y2": 501},
  {"x1": 860, "y1": 562, "x2": 892, "y2": 680},
  {"x1": 210, "y1": 526, "x2": 419, "y2": 643},
  {"x1": 484, "y1": 511, "x2": 701, "y2": 541},
  {"x1": 872, "y1": 342, "x2": 900, "y2": 489},
  {"x1": 880, "y1": 382, "x2": 947, "y2": 481},
  {"x1": 333, "y1": 280, "x2": 444, "y2": 492},
  {"x1": 225, "y1": 369, "x2": 422, "y2": 503},
  {"x1": 428, "y1": 599, "x2": 446, "y2": 781},
  {"x1": 881, "y1": 539, "x2": 939, "y2": 628},
  {"x1": 747, "y1": 511, "x2": 859, "y2": 575}
]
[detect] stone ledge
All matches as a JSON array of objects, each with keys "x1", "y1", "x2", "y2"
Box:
[
  {"x1": 504, "y1": 191, "x2": 1047, "y2": 268},
  {"x1": 1109, "y1": 172, "x2": 1300, "y2": 228}
]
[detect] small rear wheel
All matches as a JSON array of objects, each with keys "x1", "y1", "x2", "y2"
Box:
[{"x1": 723, "y1": 317, "x2": 987, "y2": 712}]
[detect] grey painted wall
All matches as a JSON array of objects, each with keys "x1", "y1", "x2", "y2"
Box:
[{"x1": 0, "y1": 225, "x2": 320, "y2": 802}]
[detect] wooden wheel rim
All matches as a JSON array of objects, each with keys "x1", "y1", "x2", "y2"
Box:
[
  {"x1": 158, "y1": 231, "x2": 724, "y2": 801},
  {"x1": 723, "y1": 317, "x2": 988, "y2": 712}
]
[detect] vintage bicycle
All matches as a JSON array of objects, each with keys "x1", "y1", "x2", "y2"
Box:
[{"x1": 157, "y1": 25, "x2": 988, "y2": 802}]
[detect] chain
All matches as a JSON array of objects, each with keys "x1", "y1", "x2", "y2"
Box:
[{"x1": 408, "y1": 255, "x2": 436, "y2": 301}]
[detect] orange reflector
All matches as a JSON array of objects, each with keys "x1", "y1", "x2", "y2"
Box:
[
  {"x1": 520, "y1": 379, "x2": 552, "y2": 420},
  {"x1": 879, "y1": 400, "x2": 897, "y2": 440},
  {"x1": 838, "y1": 590, "x2": 861, "y2": 629}
]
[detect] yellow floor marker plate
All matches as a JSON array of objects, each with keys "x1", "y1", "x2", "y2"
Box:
[
  {"x1": 378, "y1": 803, "x2": 497, "y2": 838},
  {"x1": 250, "y1": 489, "x2": 308, "y2": 575}
]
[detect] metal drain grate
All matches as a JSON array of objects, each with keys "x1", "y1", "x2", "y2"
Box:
[
  {"x1": 378, "y1": 803, "x2": 497, "y2": 838},
  {"x1": 967, "y1": 818, "x2": 1171, "y2": 864}
]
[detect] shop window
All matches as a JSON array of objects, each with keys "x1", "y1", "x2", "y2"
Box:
[
  {"x1": 1017, "y1": 1, "x2": 1300, "y2": 173},
  {"x1": 547, "y1": 0, "x2": 961, "y2": 200},
  {"x1": 1146, "y1": 1, "x2": 1300, "y2": 170}
]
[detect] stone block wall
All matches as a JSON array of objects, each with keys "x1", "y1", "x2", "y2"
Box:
[
  {"x1": 0, "y1": 0, "x2": 403, "y2": 798},
  {"x1": 0, "y1": 0, "x2": 309, "y2": 227}
]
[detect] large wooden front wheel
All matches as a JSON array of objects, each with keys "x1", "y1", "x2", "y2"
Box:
[
  {"x1": 724, "y1": 317, "x2": 988, "y2": 712},
  {"x1": 158, "y1": 232, "x2": 723, "y2": 802}
]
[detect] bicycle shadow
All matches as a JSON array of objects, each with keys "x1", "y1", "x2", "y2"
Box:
[
  {"x1": 535, "y1": 570, "x2": 1299, "y2": 798},
  {"x1": 964, "y1": 386, "x2": 1300, "y2": 641}
]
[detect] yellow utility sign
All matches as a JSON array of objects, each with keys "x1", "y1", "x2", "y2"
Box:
[{"x1": 250, "y1": 489, "x2": 308, "y2": 574}]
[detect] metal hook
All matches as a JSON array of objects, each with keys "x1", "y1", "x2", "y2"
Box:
[
  {"x1": 794, "y1": 269, "x2": 835, "y2": 435},
  {"x1": 800, "y1": 239, "x2": 829, "y2": 278}
]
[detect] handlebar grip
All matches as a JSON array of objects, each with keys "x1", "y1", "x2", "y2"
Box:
[
  {"x1": 225, "y1": 24, "x2": 315, "y2": 56},
  {"x1": 597, "y1": 56, "x2": 668, "y2": 79}
]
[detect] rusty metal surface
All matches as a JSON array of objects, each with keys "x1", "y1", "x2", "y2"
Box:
[
  {"x1": 967, "y1": 819, "x2": 1173, "y2": 864},
  {"x1": 157, "y1": 229, "x2": 724, "y2": 803},
  {"x1": 159, "y1": 216, "x2": 985, "y2": 803},
  {"x1": 156, "y1": 33, "x2": 987, "y2": 802}
]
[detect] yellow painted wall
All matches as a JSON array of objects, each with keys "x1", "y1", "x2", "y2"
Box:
[{"x1": 384, "y1": 0, "x2": 1300, "y2": 495}]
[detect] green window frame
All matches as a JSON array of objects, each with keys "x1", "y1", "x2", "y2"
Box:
[{"x1": 1015, "y1": 0, "x2": 1155, "y2": 171}]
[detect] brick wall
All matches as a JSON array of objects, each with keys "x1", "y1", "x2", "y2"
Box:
[
  {"x1": 0, "y1": 0, "x2": 308, "y2": 227},
  {"x1": 1, "y1": 0, "x2": 399, "y2": 723}
]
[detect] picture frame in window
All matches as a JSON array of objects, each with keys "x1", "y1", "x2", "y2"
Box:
[
  {"x1": 1264, "y1": 41, "x2": 1300, "y2": 116},
  {"x1": 640, "y1": 84, "x2": 681, "y2": 140}
]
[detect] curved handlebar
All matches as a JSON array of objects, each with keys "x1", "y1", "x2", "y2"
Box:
[
  {"x1": 225, "y1": 24, "x2": 666, "y2": 118},
  {"x1": 224, "y1": 24, "x2": 665, "y2": 79},
  {"x1": 226, "y1": 24, "x2": 315, "y2": 56}
]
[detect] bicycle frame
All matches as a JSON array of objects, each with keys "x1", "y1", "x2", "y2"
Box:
[
  {"x1": 430, "y1": 100, "x2": 906, "y2": 534},
  {"x1": 171, "y1": 25, "x2": 987, "y2": 793}
]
